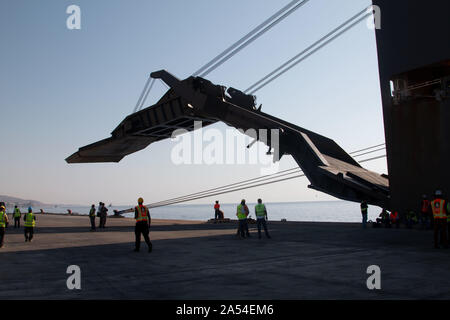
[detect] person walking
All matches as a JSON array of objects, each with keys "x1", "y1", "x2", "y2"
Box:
[
  {"x1": 431, "y1": 190, "x2": 448, "y2": 249},
  {"x1": 24, "y1": 207, "x2": 36, "y2": 242},
  {"x1": 134, "y1": 197, "x2": 152, "y2": 252},
  {"x1": 0, "y1": 205, "x2": 8, "y2": 248},
  {"x1": 89, "y1": 204, "x2": 96, "y2": 231},
  {"x1": 361, "y1": 200, "x2": 368, "y2": 229},
  {"x1": 236, "y1": 199, "x2": 250, "y2": 238},
  {"x1": 13, "y1": 205, "x2": 21, "y2": 228},
  {"x1": 255, "y1": 199, "x2": 271, "y2": 239}
]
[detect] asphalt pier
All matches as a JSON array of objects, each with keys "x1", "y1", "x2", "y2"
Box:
[{"x1": 1, "y1": 214, "x2": 449, "y2": 300}]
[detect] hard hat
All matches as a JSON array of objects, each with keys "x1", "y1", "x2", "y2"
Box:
[
  {"x1": 138, "y1": 197, "x2": 144, "y2": 204},
  {"x1": 435, "y1": 190, "x2": 443, "y2": 196},
  {"x1": 28, "y1": 207, "x2": 32, "y2": 212},
  {"x1": 0, "y1": 205, "x2": 5, "y2": 210}
]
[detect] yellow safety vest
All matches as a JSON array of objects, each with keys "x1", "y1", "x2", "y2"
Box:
[
  {"x1": 14, "y1": 208, "x2": 21, "y2": 218},
  {"x1": 255, "y1": 204, "x2": 266, "y2": 218},
  {"x1": 135, "y1": 205, "x2": 149, "y2": 222},
  {"x1": 89, "y1": 208, "x2": 96, "y2": 217},
  {"x1": 24, "y1": 212, "x2": 35, "y2": 227},
  {"x1": 0, "y1": 211, "x2": 6, "y2": 228},
  {"x1": 237, "y1": 204, "x2": 247, "y2": 220},
  {"x1": 431, "y1": 199, "x2": 446, "y2": 219}
]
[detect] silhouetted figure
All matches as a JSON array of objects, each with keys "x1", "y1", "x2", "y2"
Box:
[
  {"x1": 255, "y1": 199, "x2": 271, "y2": 239},
  {"x1": 13, "y1": 205, "x2": 21, "y2": 228},
  {"x1": 431, "y1": 190, "x2": 448, "y2": 249},
  {"x1": 0, "y1": 205, "x2": 8, "y2": 248},
  {"x1": 134, "y1": 197, "x2": 152, "y2": 252},
  {"x1": 236, "y1": 199, "x2": 250, "y2": 238},
  {"x1": 361, "y1": 201, "x2": 368, "y2": 229},
  {"x1": 89, "y1": 204, "x2": 96, "y2": 231},
  {"x1": 420, "y1": 194, "x2": 431, "y2": 229},
  {"x1": 24, "y1": 207, "x2": 36, "y2": 242},
  {"x1": 214, "y1": 201, "x2": 220, "y2": 221},
  {"x1": 99, "y1": 202, "x2": 108, "y2": 228}
]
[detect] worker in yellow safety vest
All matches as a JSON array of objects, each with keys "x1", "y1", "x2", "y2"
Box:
[
  {"x1": 24, "y1": 207, "x2": 36, "y2": 242},
  {"x1": 236, "y1": 199, "x2": 250, "y2": 238},
  {"x1": 134, "y1": 197, "x2": 152, "y2": 252},
  {"x1": 255, "y1": 199, "x2": 271, "y2": 239},
  {"x1": 431, "y1": 190, "x2": 447, "y2": 249},
  {"x1": 0, "y1": 206, "x2": 9, "y2": 248},
  {"x1": 13, "y1": 205, "x2": 21, "y2": 228},
  {"x1": 89, "y1": 204, "x2": 96, "y2": 231}
]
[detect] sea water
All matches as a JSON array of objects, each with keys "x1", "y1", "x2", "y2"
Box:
[{"x1": 27, "y1": 201, "x2": 382, "y2": 223}]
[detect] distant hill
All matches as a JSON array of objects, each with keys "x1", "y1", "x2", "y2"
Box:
[{"x1": 0, "y1": 195, "x2": 48, "y2": 208}]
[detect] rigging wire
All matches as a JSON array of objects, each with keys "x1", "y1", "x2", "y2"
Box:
[
  {"x1": 121, "y1": 5, "x2": 384, "y2": 211},
  {"x1": 137, "y1": 78, "x2": 155, "y2": 112},
  {"x1": 245, "y1": 7, "x2": 372, "y2": 94},
  {"x1": 149, "y1": 143, "x2": 386, "y2": 207},
  {"x1": 192, "y1": 0, "x2": 310, "y2": 77},
  {"x1": 198, "y1": 0, "x2": 310, "y2": 77},
  {"x1": 149, "y1": 153, "x2": 387, "y2": 208},
  {"x1": 133, "y1": 76, "x2": 152, "y2": 113}
]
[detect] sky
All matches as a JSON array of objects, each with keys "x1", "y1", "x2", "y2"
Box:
[{"x1": 0, "y1": 0, "x2": 387, "y2": 206}]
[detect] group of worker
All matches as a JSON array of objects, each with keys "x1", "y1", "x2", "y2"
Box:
[
  {"x1": 87, "y1": 202, "x2": 109, "y2": 231},
  {"x1": 0, "y1": 205, "x2": 37, "y2": 248},
  {"x1": 361, "y1": 190, "x2": 450, "y2": 249},
  {"x1": 213, "y1": 199, "x2": 271, "y2": 239}
]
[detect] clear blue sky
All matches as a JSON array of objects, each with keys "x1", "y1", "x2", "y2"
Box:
[{"x1": 0, "y1": 0, "x2": 386, "y2": 206}]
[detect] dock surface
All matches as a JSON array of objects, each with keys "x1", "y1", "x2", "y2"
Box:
[{"x1": 1, "y1": 214, "x2": 450, "y2": 299}]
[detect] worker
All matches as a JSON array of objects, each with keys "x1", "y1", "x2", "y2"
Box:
[
  {"x1": 255, "y1": 199, "x2": 271, "y2": 239},
  {"x1": 406, "y1": 210, "x2": 418, "y2": 229},
  {"x1": 360, "y1": 200, "x2": 368, "y2": 228},
  {"x1": 0, "y1": 205, "x2": 8, "y2": 248},
  {"x1": 24, "y1": 207, "x2": 36, "y2": 242},
  {"x1": 431, "y1": 190, "x2": 447, "y2": 249},
  {"x1": 89, "y1": 204, "x2": 96, "y2": 231},
  {"x1": 379, "y1": 208, "x2": 390, "y2": 228},
  {"x1": 390, "y1": 211, "x2": 400, "y2": 228},
  {"x1": 420, "y1": 194, "x2": 431, "y2": 229},
  {"x1": 447, "y1": 201, "x2": 450, "y2": 236},
  {"x1": 134, "y1": 197, "x2": 152, "y2": 252},
  {"x1": 13, "y1": 205, "x2": 21, "y2": 228},
  {"x1": 214, "y1": 201, "x2": 220, "y2": 222},
  {"x1": 236, "y1": 199, "x2": 250, "y2": 238},
  {"x1": 99, "y1": 202, "x2": 108, "y2": 228}
]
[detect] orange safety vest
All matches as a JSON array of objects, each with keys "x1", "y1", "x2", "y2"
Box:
[
  {"x1": 421, "y1": 200, "x2": 430, "y2": 213},
  {"x1": 135, "y1": 205, "x2": 149, "y2": 223},
  {"x1": 390, "y1": 211, "x2": 399, "y2": 221},
  {"x1": 431, "y1": 199, "x2": 446, "y2": 219}
]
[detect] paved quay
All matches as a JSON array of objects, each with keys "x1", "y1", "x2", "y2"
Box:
[{"x1": 1, "y1": 213, "x2": 449, "y2": 299}]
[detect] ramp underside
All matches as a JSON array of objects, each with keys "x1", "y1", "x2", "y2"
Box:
[
  {"x1": 66, "y1": 88, "x2": 217, "y2": 163},
  {"x1": 66, "y1": 70, "x2": 390, "y2": 207}
]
